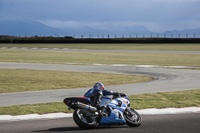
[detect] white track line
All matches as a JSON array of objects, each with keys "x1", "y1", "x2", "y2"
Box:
[{"x1": 0, "y1": 107, "x2": 200, "y2": 122}]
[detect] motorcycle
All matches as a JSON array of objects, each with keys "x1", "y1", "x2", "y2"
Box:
[{"x1": 63, "y1": 92, "x2": 142, "y2": 129}]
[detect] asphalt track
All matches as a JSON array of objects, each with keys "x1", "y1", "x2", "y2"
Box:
[
  {"x1": 0, "y1": 62, "x2": 200, "y2": 106},
  {"x1": 0, "y1": 113, "x2": 200, "y2": 133}
]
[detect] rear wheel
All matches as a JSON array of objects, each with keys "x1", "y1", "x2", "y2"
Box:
[
  {"x1": 124, "y1": 107, "x2": 142, "y2": 127},
  {"x1": 73, "y1": 108, "x2": 98, "y2": 129}
]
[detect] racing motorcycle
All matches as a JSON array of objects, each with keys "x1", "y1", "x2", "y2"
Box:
[{"x1": 63, "y1": 92, "x2": 142, "y2": 129}]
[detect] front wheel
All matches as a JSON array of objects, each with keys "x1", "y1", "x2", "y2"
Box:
[
  {"x1": 73, "y1": 108, "x2": 98, "y2": 129},
  {"x1": 124, "y1": 107, "x2": 142, "y2": 127}
]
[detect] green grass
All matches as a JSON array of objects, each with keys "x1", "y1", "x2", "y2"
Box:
[
  {"x1": 129, "y1": 89, "x2": 200, "y2": 109},
  {"x1": 1, "y1": 43, "x2": 200, "y2": 51},
  {"x1": 0, "y1": 89, "x2": 199, "y2": 115},
  {"x1": 1, "y1": 49, "x2": 200, "y2": 66},
  {"x1": 0, "y1": 69, "x2": 152, "y2": 93},
  {"x1": 0, "y1": 102, "x2": 71, "y2": 115}
]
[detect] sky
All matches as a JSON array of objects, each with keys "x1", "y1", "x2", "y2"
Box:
[{"x1": 0, "y1": 0, "x2": 200, "y2": 36}]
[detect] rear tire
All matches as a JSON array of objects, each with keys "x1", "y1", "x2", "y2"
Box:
[
  {"x1": 73, "y1": 109, "x2": 98, "y2": 129},
  {"x1": 124, "y1": 107, "x2": 142, "y2": 127}
]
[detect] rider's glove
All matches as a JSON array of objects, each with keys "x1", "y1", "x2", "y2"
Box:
[{"x1": 113, "y1": 92, "x2": 119, "y2": 98}]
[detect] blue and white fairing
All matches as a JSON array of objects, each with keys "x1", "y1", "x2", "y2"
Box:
[
  {"x1": 100, "y1": 108, "x2": 126, "y2": 124},
  {"x1": 99, "y1": 96, "x2": 130, "y2": 124},
  {"x1": 108, "y1": 97, "x2": 130, "y2": 112}
]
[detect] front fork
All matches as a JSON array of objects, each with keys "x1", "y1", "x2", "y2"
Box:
[{"x1": 125, "y1": 107, "x2": 138, "y2": 121}]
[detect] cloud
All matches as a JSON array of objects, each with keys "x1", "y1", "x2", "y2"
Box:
[
  {"x1": 1, "y1": 0, "x2": 200, "y2": 34},
  {"x1": 39, "y1": 18, "x2": 200, "y2": 33},
  {"x1": 40, "y1": 20, "x2": 141, "y2": 29}
]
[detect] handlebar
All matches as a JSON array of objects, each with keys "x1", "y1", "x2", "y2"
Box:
[
  {"x1": 119, "y1": 93, "x2": 127, "y2": 97},
  {"x1": 113, "y1": 92, "x2": 127, "y2": 98}
]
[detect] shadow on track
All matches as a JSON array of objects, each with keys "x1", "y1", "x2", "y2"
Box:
[
  {"x1": 32, "y1": 126, "x2": 82, "y2": 132},
  {"x1": 32, "y1": 125, "x2": 131, "y2": 132}
]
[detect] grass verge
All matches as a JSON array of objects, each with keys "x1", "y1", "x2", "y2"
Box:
[
  {"x1": 1, "y1": 49, "x2": 200, "y2": 66},
  {"x1": 0, "y1": 69, "x2": 152, "y2": 93},
  {"x1": 129, "y1": 89, "x2": 200, "y2": 109},
  {"x1": 1, "y1": 43, "x2": 200, "y2": 51},
  {"x1": 0, "y1": 89, "x2": 199, "y2": 115}
]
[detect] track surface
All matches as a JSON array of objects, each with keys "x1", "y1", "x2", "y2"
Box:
[
  {"x1": 0, "y1": 62, "x2": 200, "y2": 106},
  {"x1": 1, "y1": 113, "x2": 200, "y2": 133}
]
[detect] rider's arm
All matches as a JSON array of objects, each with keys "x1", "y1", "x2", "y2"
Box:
[{"x1": 103, "y1": 90, "x2": 119, "y2": 96}]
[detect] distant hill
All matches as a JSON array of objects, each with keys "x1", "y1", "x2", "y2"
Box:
[
  {"x1": 163, "y1": 28, "x2": 200, "y2": 38},
  {"x1": 0, "y1": 20, "x2": 67, "y2": 36},
  {"x1": 0, "y1": 20, "x2": 200, "y2": 38}
]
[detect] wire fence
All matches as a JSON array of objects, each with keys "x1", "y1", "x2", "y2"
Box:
[
  {"x1": 2, "y1": 33, "x2": 200, "y2": 39},
  {"x1": 72, "y1": 33, "x2": 200, "y2": 39}
]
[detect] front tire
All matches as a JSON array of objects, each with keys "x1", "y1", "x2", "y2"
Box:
[
  {"x1": 73, "y1": 109, "x2": 98, "y2": 129},
  {"x1": 124, "y1": 107, "x2": 142, "y2": 127}
]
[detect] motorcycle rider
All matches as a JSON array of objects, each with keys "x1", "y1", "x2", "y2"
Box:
[{"x1": 84, "y1": 82, "x2": 120, "y2": 109}]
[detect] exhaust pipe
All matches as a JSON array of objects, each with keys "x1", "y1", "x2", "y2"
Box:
[{"x1": 76, "y1": 102, "x2": 97, "y2": 112}]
